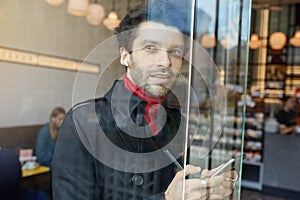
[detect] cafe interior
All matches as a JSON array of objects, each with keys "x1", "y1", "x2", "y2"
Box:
[{"x1": 0, "y1": 0, "x2": 299, "y2": 199}]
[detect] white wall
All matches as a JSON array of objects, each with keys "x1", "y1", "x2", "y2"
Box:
[{"x1": 0, "y1": 0, "x2": 134, "y2": 127}]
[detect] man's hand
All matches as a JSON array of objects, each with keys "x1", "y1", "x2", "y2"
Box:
[{"x1": 164, "y1": 164, "x2": 238, "y2": 200}]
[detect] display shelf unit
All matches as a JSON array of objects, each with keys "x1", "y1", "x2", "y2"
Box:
[
  {"x1": 245, "y1": 3, "x2": 300, "y2": 192},
  {"x1": 241, "y1": 97, "x2": 265, "y2": 190},
  {"x1": 189, "y1": 88, "x2": 244, "y2": 169}
]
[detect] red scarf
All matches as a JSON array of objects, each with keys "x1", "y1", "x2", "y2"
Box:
[{"x1": 124, "y1": 75, "x2": 165, "y2": 136}]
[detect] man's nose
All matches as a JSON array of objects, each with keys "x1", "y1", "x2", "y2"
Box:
[{"x1": 157, "y1": 49, "x2": 171, "y2": 67}]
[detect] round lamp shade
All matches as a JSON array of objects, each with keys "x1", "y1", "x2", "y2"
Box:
[
  {"x1": 86, "y1": 3, "x2": 106, "y2": 26},
  {"x1": 45, "y1": 0, "x2": 64, "y2": 6},
  {"x1": 220, "y1": 35, "x2": 236, "y2": 49},
  {"x1": 269, "y1": 32, "x2": 287, "y2": 50},
  {"x1": 290, "y1": 30, "x2": 300, "y2": 47},
  {"x1": 249, "y1": 33, "x2": 261, "y2": 49},
  {"x1": 103, "y1": 11, "x2": 121, "y2": 30},
  {"x1": 201, "y1": 34, "x2": 216, "y2": 48},
  {"x1": 67, "y1": 0, "x2": 89, "y2": 16},
  {"x1": 295, "y1": 30, "x2": 300, "y2": 38}
]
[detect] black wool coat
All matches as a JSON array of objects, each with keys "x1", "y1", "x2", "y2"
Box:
[{"x1": 52, "y1": 80, "x2": 186, "y2": 200}]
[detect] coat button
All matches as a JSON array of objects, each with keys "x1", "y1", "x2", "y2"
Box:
[{"x1": 132, "y1": 175, "x2": 144, "y2": 186}]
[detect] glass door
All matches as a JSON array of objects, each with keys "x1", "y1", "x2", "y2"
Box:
[
  {"x1": 73, "y1": 0, "x2": 252, "y2": 199},
  {"x1": 187, "y1": 0, "x2": 251, "y2": 199}
]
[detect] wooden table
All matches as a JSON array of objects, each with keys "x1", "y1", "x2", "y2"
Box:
[
  {"x1": 22, "y1": 166, "x2": 50, "y2": 178},
  {"x1": 22, "y1": 166, "x2": 52, "y2": 198}
]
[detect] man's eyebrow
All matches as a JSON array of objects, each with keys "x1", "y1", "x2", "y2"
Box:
[
  {"x1": 141, "y1": 40, "x2": 184, "y2": 49},
  {"x1": 169, "y1": 44, "x2": 185, "y2": 50},
  {"x1": 140, "y1": 39, "x2": 161, "y2": 45}
]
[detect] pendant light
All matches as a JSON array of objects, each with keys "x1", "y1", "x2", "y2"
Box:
[
  {"x1": 249, "y1": 8, "x2": 261, "y2": 49},
  {"x1": 86, "y1": 0, "x2": 106, "y2": 26},
  {"x1": 269, "y1": 0, "x2": 286, "y2": 50},
  {"x1": 220, "y1": 35, "x2": 236, "y2": 49},
  {"x1": 45, "y1": 0, "x2": 64, "y2": 6},
  {"x1": 201, "y1": 34, "x2": 216, "y2": 48},
  {"x1": 290, "y1": 30, "x2": 300, "y2": 47},
  {"x1": 67, "y1": 0, "x2": 89, "y2": 16},
  {"x1": 103, "y1": 0, "x2": 120, "y2": 30},
  {"x1": 269, "y1": 32, "x2": 287, "y2": 50},
  {"x1": 249, "y1": 33, "x2": 261, "y2": 49}
]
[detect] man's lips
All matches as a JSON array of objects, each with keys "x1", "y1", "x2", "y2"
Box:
[
  {"x1": 151, "y1": 72, "x2": 171, "y2": 78},
  {"x1": 149, "y1": 72, "x2": 172, "y2": 84}
]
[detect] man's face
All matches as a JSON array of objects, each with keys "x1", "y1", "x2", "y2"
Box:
[
  {"x1": 121, "y1": 21, "x2": 185, "y2": 97},
  {"x1": 286, "y1": 98, "x2": 296, "y2": 110}
]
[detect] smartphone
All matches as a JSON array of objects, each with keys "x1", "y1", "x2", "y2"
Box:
[
  {"x1": 210, "y1": 153, "x2": 247, "y2": 177},
  {"x1": 210, "y1": 158, "x2": 235, "y2": 177}
]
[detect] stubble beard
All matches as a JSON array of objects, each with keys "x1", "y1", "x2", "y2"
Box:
[
  {"x1": 144, "y1": 84, "x2": 170, "y2": 97},
  {"x1": 129, "y1": 63, "x2": 173, "y2": 97}
]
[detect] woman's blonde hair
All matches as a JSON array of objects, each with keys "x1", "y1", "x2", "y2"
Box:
[{"x1": 49, "y1": 107, "x2": 66, "y2": 141}]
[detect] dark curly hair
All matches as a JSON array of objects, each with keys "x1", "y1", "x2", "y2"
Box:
[{"x1": 115, "y1": 0, "x2": 190, "y2": 52}]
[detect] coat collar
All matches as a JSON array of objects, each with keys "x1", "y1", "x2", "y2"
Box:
[
  {"x1": 103, "y1": 79, "x2": 181, "y2": 129},
  {"x1": 104, "y1": 79, "x2": 144, "y2": 116}
]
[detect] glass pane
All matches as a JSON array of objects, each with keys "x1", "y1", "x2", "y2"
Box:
[
  {"x1": 0, "y1": 0, "x2": 250, "y2": 199},
  {"x1": 189, "y1": 0, "x2": 251, "y2": 199},
  {"x1": 59, "y1": 0, "x2": 251, "y2": 199}
]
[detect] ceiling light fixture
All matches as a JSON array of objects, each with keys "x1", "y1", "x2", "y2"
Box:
[
  {"x1": 249, "y1": 33, "x2": 261, "y2": 49},
  {"x1": 268, "y1": 0, "x2": 286, "y2": 50},
  {"x1": 45, "y1": 0, "x2": 64, "y2": 6},
  {"x1": 103, "y1": 0, "x2": 120, "y2": 30},
  {"x1": 249, "y1": 8, "x2": 261, "y2": 50},
  {"x1": 290, "y1": 30, "x2": 300, "y2": 47},
  {"x1": 67, "y1": 0, "x2": 89, "y2": 16},
  {"x1": 201, "y1": 34, "x2": 216, "y2": 48},
  {"x1": 221, "y1": 35, "x2": 236, "y2": 49},
  {"x1": 86, "y1": 0, "x2": 106, "y2": 26},
  {"x1": 269, "y1": 32, "x2": 286, "y2": 50}
]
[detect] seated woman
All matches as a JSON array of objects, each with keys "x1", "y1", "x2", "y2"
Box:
[
  {"x1": 276, "y1": 96, "x2": 296, "y2": 135},
  {"x1": 36, "y1": 107, "x2": 66, "y2": 167}
]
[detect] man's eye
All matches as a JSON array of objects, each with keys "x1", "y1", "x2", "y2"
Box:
[
  {"x1": 144, "y1": 45, "x2": 158, "y2": 52},
  {"x1": 169, "y1": 49, "x2": 183, "y2": 57}
]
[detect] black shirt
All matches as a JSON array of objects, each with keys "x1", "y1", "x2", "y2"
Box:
[{"x1": 276, "y1": 109, "x2": 296, "y2": 126}]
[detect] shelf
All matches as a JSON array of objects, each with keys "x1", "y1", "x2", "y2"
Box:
[
  {"x1": 193, "y1": 135, "x2": 205, "y2": 141},
  {"x1": 216, "y1": 141, "x2": 242, "y2": 148},
  {"x1": 264, "y1": 88, "x2": 285, "y2": 90},
  {"x1": 285, "y1": 74, "x2": 300, "y2": 77},
  {"x1": 264, "y1": 89, "x2": 284, "y2": 97},
  {"x1": 245, "y1": 137, "x2": 263, "y2": 142},
  {"x1": 193, "y1": 134, "x2": 242, "y2": 147},
  {"x1": 245, "y1": 132, "x2": 263, "y2": 138},
  {"x1": 243, "y1": 151, "x2": 263, "y2": 163},
  {"x1": 243, "y1": 160, "x2": 262, "y2": 165},
  {"x1": 264, "y1": 98, "x2": 282, "y2": 104},
  {"x1": 244, "y1": 148, "x2": 262, "y2": 152}
]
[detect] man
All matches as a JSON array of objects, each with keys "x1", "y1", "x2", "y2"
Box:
[
  {"x1": 52, "y1": 1, "x2": 237, "y2": 199},
  {"x1": 276, "y1": 96, "x2": 296, "y2": 135}
]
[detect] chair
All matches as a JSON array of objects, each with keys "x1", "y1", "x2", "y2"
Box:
[
  {"x1": 0, "y1": 148, "x2": 48, "y2": 200},
  {"x1": 0, "y1": 148, "x2": 22, "y2": 200}
]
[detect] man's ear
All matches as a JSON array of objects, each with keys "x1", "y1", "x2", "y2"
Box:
[{"x1": 120, "y1": 47, "x2": 130, "y2": 67}]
